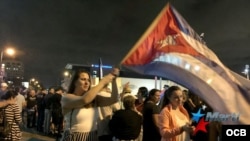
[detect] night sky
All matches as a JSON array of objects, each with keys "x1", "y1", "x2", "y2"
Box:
[{"x1": 0, "y1": 0, "x2": 250, "y2": 87}]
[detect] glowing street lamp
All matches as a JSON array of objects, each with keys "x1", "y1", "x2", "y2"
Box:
[
  {"x1": 30, "y1": 78, "x2": 35, "y2": 83},
  {"x1": 5, "y1": 48, "x2": 15, "y2": 56},
  {"x1": 64, "y1": 71, "x2": 70, "y2": 77},
  {"x1": 1, "y1": 48, "x2": 15, "y2": 63},
  {"x1": 29, "y1": 78, "x2": 41, "y2": 90}
]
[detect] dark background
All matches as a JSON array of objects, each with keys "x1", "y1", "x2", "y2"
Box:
[{"x1": 0, "y1": 0, "x2": 249, "y2": 87}]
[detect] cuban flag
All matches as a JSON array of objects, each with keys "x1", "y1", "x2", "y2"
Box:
[{"x1": 120, "y1": 3, "x2": 250, "y2": 124}]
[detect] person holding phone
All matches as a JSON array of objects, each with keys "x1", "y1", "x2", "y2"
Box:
[{"x1": 159, "y1": 86, "x2": 195, "y2": 141}]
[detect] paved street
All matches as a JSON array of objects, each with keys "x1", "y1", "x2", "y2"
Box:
[
  {"x1": 22, "y1": 132, "x2": 56, "y2": 141},
  {"x1": 21, "y1": 126, "x2": 57, "y2": 141},
  {"x1": 20, "y1": 110, "x2": 60, "y2": 141}
]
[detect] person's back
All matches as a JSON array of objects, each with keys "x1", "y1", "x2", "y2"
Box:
[
  {"x1": 110, "y1": 109, "x2": 142, "y2": 140},
  {"x1": 44, "y1": 92, "x2": 53, "y2": 110},
  {"x1": 4, "y1": 103, "x2": 22, "y2": 140},
  {"x1": 51, "y1": 93, "x2": 62, "y2": 111},
  {"x1": 1, "y1": 90, "x2": 22, "y2": 140},
  {"x1": 109, "y1": 94, "x2": 142, "y2": 140},
  {"x1": 16, "y1": 91, "x2": 26, "y2": 114}
]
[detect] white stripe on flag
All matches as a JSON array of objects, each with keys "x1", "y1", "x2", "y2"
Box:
[{"x1": 153, "y1": 53, "x2": 250, "y2": 124}]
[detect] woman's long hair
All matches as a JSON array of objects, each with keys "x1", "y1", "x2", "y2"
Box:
[
  {"x1": 67, "y1": 69, "x2": 92, "y2": 94},
  {"x1": 160, "y1": 86, "x2": 181, "y2": 110},
  {"x1": 144, "y1": 88, "x2": 160, "y2": 104}
]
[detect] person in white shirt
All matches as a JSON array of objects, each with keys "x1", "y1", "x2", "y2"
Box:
[
  {"x1": 15, "y1": 87, "x2": 27, "y2": 114},
  {"x1": 61, "y1": 68, "x2": 119, "y2": 141},
  {"x1": 14, "y1": 87, "x2": 27, "y2": 127}
]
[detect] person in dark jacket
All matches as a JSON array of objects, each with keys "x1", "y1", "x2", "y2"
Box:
[
  {"x1": 51, "y1": 86, "x2": 64, "y2": 139},
  {"x1": 142, "y1": 89, "x2": 161, "y2": 141},
  {"x1": 43, "y1": 86, "x2": 55, "y2": 135},
  {"x1": 36, "y1": 88, "x2": 47, "y2": 132},
  {"x1": 109, "y1": 94, "x2": 142, "y2": 140},
  {"x1": 26, "y1": 89, "x2": 37, "y2": 128}
]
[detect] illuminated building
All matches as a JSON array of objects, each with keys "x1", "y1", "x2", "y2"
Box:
[{"x1": 3, "y1": 60, "x2": 24, "y2": 85}]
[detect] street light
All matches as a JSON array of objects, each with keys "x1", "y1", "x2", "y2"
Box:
[
  {"x1": 64, "y1": 71, "x2": 70, "y2": 77},
  {"x1": 1, "y1": 48, "x2": 15, "y2": 63},
  {"x1": 0, "y1": 47, "x2": 16, "y2": 82},
  {"x1": 62, "y1": 71, "x2": 72, "y2": 91},
  {"x1": 29, "y1": 78, "x2": 40, "y2": 90},
  {"x1": 29, "y1": 78, "x2": 35, "y2": 88},
  {"x1": 30, "y1": 78, "x2": 35, "y2": 83}
]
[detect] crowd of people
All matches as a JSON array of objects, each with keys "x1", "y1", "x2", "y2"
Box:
[
  {"x1": 0, "y1": 82, "x2": 65, "y2": 141},
  {"x1": 0, "y1": 67, "x2": 221, "y2": 141}
]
